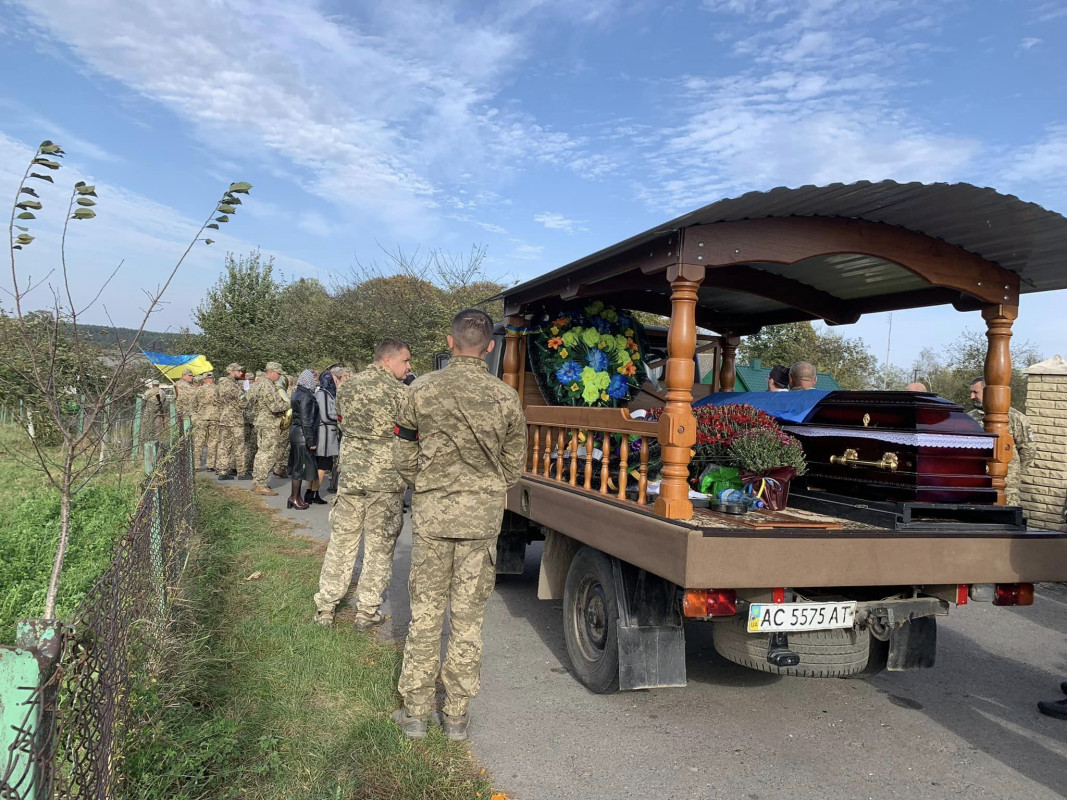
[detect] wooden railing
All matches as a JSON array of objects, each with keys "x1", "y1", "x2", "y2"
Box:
[{"x1": 522, "y1": 406, "x2": 659, "y2": 506}]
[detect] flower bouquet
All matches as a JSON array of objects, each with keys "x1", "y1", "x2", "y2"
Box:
[{"x1": 527, "y1": 301, "x2": 646, "y2": 407}]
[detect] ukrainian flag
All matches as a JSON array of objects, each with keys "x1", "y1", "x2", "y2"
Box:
[{"x1": 141, "y1": 349, "x2": 213, "y2": 381}]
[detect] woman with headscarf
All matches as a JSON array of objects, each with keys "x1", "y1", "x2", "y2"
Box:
[
  {"x1": 312, "y1": 367, "x2": 341, "y2": 504},
  {"x1": 287, "y1": 369, "x2": 320, "y2": 510}
]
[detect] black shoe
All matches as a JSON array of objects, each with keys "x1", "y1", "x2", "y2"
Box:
[
  {"x1": 303, "y1": 489, "x2": 314, "y2": 504},
  {"x1": 1037, "y1": 698, "x2": 1067, "y2": 720},
  {"x1": 218, "y1": 471, "x2": 236, "y2": 481},
  {"x1": 309, "y1": 490, "x2": 328, "y2": 505},
  {"x1": 237, "y1": 473, "x2": 252, "y2": 481}
]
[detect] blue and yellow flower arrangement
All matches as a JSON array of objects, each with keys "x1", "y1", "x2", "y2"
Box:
[{"x1": 528, "y1": 301, "x2": 646, "y2": 407}]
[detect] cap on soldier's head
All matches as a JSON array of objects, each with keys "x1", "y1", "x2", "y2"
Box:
[
  {"x1": 265, "y1": 361, "x2": 283, "y2": 373},
  {"x1": 181, "y1": 367, "x2": 193, "y2": 376},
  {"x1": 204, "y1": 372, "x2": 215, "y2": 379},
  {"x1": 151, "y1": 378, "x2": 161, "y2": 385},
  {"x1": 226, "y1": 362, "x2": 243, "y2": 373}
]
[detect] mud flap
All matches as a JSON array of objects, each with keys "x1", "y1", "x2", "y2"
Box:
[
  {"x1": 887, "y1": 616, "x2": 937, "y2": 671},
  {"x1": 495, "y1": 531, "x2": 527, "y2": 574},
  {"x1": 612, "y1": 559, "x2": 687, "y2": 690}
]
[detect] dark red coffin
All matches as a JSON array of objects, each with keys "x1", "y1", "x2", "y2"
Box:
[{"x1": 783, "y1": 391, "x2": 997, "y2": 505}]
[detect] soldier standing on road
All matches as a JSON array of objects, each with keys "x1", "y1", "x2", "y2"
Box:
[
  {"x1": 215, "y1": 363, "x2": 249, "y2": 480},
  {"x1": 313, "y1": 343, "x2": 411, "y2": 628},
  {"x1": 244, "y1": 371, "x2": 259, "y2": 477},
  {"x1": 175, "y1": 368, "x2": 197, "y2": 430},
  {"x1": 392, "y1": 309, "x2": 526, "y2": 741},
  {"x1": 968, "y1": 377, "x2": 1033, "y2": 505},
  {"x1": 252, "y1": 362, "x2": 290, "y2": 496},
  {"x1": 199, "y1": 373, "x2": 219, "y2": 471}
]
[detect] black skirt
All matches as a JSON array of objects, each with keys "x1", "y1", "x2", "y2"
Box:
[{"x1": 287, "y1": 427, "x2": 318, "y2": 482}]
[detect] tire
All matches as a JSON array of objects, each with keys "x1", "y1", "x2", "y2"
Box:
[
  {"x1": 712, "y1": 616, "x2": 870, "y2": 678},
  {"x1": 855, "y1": 636, "x2": 889, "y2": 677},
  {"x1": 562, "y1": 547, "x2": 620, "y2": 694}
]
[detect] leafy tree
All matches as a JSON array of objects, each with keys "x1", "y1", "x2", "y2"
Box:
[
  {"x1": 194, "y1": 249, "x2": 280, "y2": 372},
  {"x1": 910, "y1": 330, "x2": 1041, "y2": 409},
  {"x1": 738, "y1": 322, "x2": 879, "y2": 390}
]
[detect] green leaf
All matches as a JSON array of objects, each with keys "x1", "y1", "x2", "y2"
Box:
[
  {"x1": 19, "y1": 187, "x2": 39, "y2": 198},
  {"x1": 75, "y1": 197, "x2": 96, "y2": 206},
  {"x1": 74, "y1": 181, "x2": 86, "y2": 188},
  {"x1": 32, "y1": 159, "x2": 61, "y2": 169},
  {"x1": 16, "y1": 200, "x2": 42, "y2": 210},
  {"x1": 204, "y1": 238, "x2": 215, "y2": 245},
  {"x1": 39, "y1": 140, "x2": 53, "y2": 148},
  {"x1": 75, "y1": 184, "x2": 96, "y2": 195},
  {"x1": 222, "y1": 194, "x2": 242, "y2": 205},
  {"x1": 16, "y1": 211, "x2": 36, "y2": 219},
  {"x1": 16, "y1": 234, "x2": 34, "y2": 245},
  {"x1": 228, "y1": 181, "x2": 252, "y2": 193},
  {"x1": 12, "y1": 245, "x2": 21, "y2": 250},
  {"x1": 206, "y1": 223, "x2": 219, "y2": 230},
  {"x1": 217, "y1": 204, "x2": 236, "y2": 214},
  {"x1": 14, "y1": 225, "x2": 28, "y2": 232},
  {"x1": 29, "y1": 173, "x2": 53, "y2": 183},
  {"x1": 71, "y1": 208, "x2": 96, "y2": 220},
  {"x1": 214, "y1": 215, "x2": 229, "y2": 223}
]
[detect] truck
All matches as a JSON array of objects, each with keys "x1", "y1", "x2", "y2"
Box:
[{"x1": 479, "y1": 179, "x2": 1067, "y2": 693}]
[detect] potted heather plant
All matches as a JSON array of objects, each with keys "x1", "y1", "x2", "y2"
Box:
[{"x1": 727, "y1": 427, "x2": 807, "y2": 510}]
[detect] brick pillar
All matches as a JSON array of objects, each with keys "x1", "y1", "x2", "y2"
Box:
[{"x1": 1020, "y1": 355, "x2": 1067, "y2": 531}]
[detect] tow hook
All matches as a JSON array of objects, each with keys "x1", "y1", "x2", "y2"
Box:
[{"x1": 767, "y1": 632, "x2": 800, "y2": 668}]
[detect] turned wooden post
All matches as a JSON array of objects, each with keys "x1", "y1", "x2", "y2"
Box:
[
  {"x1": 718, "y1": 334, "x2": 740, "y2": 392},
  {"x1": 502, "y1": 314, "x2": 524, "y2": 392},
  {"x1": 982, "y1": 304, "x2": 1018, "y2": 505},
  {"x1": 655, "y1": 263, "x2": 704, "y2": 520}
]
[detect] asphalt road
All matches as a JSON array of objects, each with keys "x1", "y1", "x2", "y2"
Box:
[{"x1": 216, "y1": 472, "x2": 1067, "y2": 800}]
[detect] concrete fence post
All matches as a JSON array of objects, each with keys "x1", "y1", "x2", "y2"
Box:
[
  {"x1": 131, "y1": 397, "x2": 143, "y2": 461},
  {"x1": 1021, "y1": 355, "x2": 1067, "y2": 530}
]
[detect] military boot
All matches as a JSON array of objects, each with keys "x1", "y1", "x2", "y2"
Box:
[
  {"x1": 391, "y1": 707, "x2": 428, "y2": 739},
  {"x1": 218, "y1": 470, "x2": 236, "y2": 481},
  {"x1": 253, "y1": 484, "x2": 278, "y2": 496},
  {"x1": 352, "y1": 609, "x2": 384, "y2": 631},
  {"x1": 434, "y1": 712, "x2": 470, "y2": 741},
  {"x1": 237, "y1": 472, "x2": 253, "y2": 481},
  {"x1": 312, "y1": 609, "x2": 334, "y2": 627}
]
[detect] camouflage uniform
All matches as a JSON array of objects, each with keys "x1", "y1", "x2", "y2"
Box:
[
  {"x1": 395, "y1": 355, "x2": 526, "y2": 718},
  {"x1": 214, "y1": 365, "x2": 248, "y2": 473},
  {"x1": 969, "y1": 406, "x2": 1034, "y2": 505},
  {"x1": 140, "y1": 384, "x2": 167, "y2": 442},
  {"x1": 188, "y1": 379, "x2": 207, "y2": 465},
  {"x1": 243, "y1": 374, "x2": 259, "y2": 474},
  {"x1": 252, "y1": 364, "x2": 291, "y2": 486},
  {"x1": 199, "y1": 379, "x2": 220, "y2": 469},
  {"x1": 175, "y1": 374, "x2": 197, "y2": 424},
  {"x1": 314, "y1": 363, "x2": 406, "y2": 620}
]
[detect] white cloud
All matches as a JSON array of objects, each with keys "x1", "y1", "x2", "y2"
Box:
[
  {"x1": 534, "y1": 211, "x2": 588, "y2": 233},
  {"x1": 509, "y1": 243, "x2": 545, "y2": 260},
  {"x1": 1002, "y1": 125, "x2": 1067, "y2": 188},
  {"x1": 296, "y1": 211, "x2": 333, "y2": 238},
  {"x1": 1019, "y1": 37, "x2": 1042, "y2": 51}
]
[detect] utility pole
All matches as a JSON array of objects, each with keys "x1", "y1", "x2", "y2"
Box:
[{"x1": 883, "y1": 313, "x2": 893, "y2": 389}]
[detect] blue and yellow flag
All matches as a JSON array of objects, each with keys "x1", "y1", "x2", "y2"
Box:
[{"x1": 140, "y1": 349, "x2": 213, "y2": 381}]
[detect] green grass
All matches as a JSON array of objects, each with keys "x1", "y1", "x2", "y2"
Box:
[
  {"x1": 0, "y1": 425, "x2": 137, "y2": 645},
  {"x1": 119, "y1": 480, "x2": 498, "y2": 800}
]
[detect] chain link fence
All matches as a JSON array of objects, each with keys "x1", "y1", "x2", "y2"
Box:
[{"x1": 1, "y1": 425, "x2": 196, "y2": 800}]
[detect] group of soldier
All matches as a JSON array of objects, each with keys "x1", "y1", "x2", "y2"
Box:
[{"x1": 161, "y1": 308, "x2": 526, "y2": 743}]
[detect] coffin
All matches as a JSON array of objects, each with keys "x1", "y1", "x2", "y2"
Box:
[{"x1": 783, "y1": 391, "x2": 997, "y2": 505}]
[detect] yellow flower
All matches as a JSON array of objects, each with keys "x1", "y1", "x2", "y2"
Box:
[
  {"x1": 598, "y1": 341, "x2": 606, "y2": 349},
  {"x1": 600, "y1": 392, "x2": 609, "y2": 401},
  {"x1": 560, "y1": 348, "x2": 568, "y2": 358},
  {"x1": 569, "y1": 382, "x2": 579, "y2": 392},
  {"x1": 624, "y1": 328, "x2": 634, "y2": 337},
  {"x1": 631, "y1": 352, "x2": 641, "y2": 361},
  {"x1": 550, "y1": 325, "x2": 559, "y2": 335}
]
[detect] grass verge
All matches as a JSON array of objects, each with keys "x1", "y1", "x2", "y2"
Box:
[{"x1": 120, "y1": 479, "x2": 498, "y2": 800}]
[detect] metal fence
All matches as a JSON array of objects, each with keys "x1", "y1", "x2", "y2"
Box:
[{"x1": 0, "y1": 424, "x2": 196, "y2": 800}]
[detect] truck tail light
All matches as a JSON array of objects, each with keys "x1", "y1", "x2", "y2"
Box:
[
  {"x1": 956, "y1": 584, "x2": 969, "y2": 605},
  {"x1": 682, "y1": 589, "x2": 737, "y2": 618},
  {"x1": 969, "y1": 583, "x2": 995, "y2": 602},
  {"x1": 993, "y1": 583, "x2": 1034, "y2": 606}
]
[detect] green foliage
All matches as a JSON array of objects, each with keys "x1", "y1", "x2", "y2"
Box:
[
  {"x1": 0, "y1": 431, "x2": 134, "y2": 644},
  {"x1": 193, "y1": 249, "x2": 282, "y2": 372},
  {"x1": 739, "y1": 322, "x2": 879, "y2": 390},
  {"x1": 118, "y1": 483, "x2": 495, "y2": 800},
  {"x1": 727, "y1": 427, "x2": 807, "y2": 475}
]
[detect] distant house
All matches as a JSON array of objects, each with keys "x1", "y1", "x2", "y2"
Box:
[{"x1": 703, "y1": 357, "x2": 841, "y2": 391}]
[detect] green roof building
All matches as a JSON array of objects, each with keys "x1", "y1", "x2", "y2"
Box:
[{"x1": 703, "y1": 358, "x2": 842, "y2": 392}]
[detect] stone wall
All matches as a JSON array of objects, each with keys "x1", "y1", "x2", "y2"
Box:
[{"x1": 1020, "y1": 355, "x2": 1067, "y2": 531}]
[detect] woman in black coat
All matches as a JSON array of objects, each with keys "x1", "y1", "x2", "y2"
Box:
[{"x1": 287, "y1": 369, "x2": 320, "y2": 509}]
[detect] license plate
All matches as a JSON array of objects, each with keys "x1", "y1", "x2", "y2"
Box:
[{"x1": 747, "y1": 602, "x2": 857, "y2": 633}]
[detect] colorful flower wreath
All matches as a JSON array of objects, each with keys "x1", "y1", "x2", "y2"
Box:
[{"x1": 528, "y1": 301, "x2": 646, "y2": 407}]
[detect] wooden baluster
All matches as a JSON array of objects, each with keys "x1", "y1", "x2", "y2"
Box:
[
  {"x1": 502, "y1": 314, "x2": 524, "y2": 391},
  {"x1": 543, "y1": 426, "x2": 554, "y2": 478},
  {"x1": 719, "y1": 334, "x2": 740, "y2": 392},
  {"x1": 617, "y1": 435, "x2": 629, "y2": 500},
  {"x1": 583, "y1": 429, "x2": 594, "y2": 490},
  {"x1": 638, "y1": 436, "x2": 649, "y2": 505},
  {"x1": 559, "y1": 428, "x2": 567, "y2": 480},
  {"x1": 982, "y1": 304, "x2": 1019, "y2": 505},
  {"x1": 531, "y1": 425, "x2": 541, "y2": 474},
  {"x1": 599, "y1": 431, "x2": 610, "y2": 494},
  {"x1": 569, "y1": 430, "x2": 579, "y2": 486},
  {"x1": 655, "y1": 263, "x2": 703, "y2": 520}
]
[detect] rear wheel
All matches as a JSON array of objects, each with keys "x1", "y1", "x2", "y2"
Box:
[
  {"x1": 712, "y1": 616, "x2": 870, "y2": 677},
  {"x1": 562, "y1": 547, "x2": 620, "y2": 694}
]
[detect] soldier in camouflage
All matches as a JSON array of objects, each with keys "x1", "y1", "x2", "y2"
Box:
[
  {"x1": 252, "y1": 362, "x2": 291, "y2": 496},
  {"x1": 141, "y1": 379, "x2": 167, "y2": 442},
  {"x1": 175, "y1": 368, "x2": 196, "y2": 427},
  {"x1": 313, "y1": 343, "x2": 410, "y2": 629},
  {"x1": 198, "y1": 373, "x2": 218, "y2": 470},
  {"x1": 244, "y1": 371, "x2": 259, "y2": 476},
  {"x1": 391, "y1": 309, "x2": 526, "y2": 741},
  {"x1": 968, "y1": 377, "x2": 1033, "y2": 505},
  {"x1": 215, "y1": 363, "x2": 249, "y2": 480}
]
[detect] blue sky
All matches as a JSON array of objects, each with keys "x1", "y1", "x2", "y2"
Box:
[{"x1": 1, "y1": 0, "x2": 1065, "y2": 370}]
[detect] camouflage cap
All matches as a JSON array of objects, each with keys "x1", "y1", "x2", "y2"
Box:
[
  {"x1": 204, "y1": 372, "x2": 215, "y2": 379},
  {"x1": 265, "y1": 361, "x2": 283, "y2": 373},
  {"x1": 225, "y1": 362, "x2": 243, "y2": 373},
  {"x1": 150, "y1": 378, "x2": 161, "y2": 385},
  {"x1": 181, "y1": 367, "x2": 193, "y2": 376}
]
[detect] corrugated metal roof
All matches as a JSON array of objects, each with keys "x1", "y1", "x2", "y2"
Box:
[{"x1": 504, "y1": 181, "x2": 1067, "y2": 307}]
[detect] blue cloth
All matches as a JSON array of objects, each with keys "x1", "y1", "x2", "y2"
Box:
[{"x1": 693, "y1": 390, "x2": 833, "y2": 423}]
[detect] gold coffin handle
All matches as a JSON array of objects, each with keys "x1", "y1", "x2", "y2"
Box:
[{"x1": 829, "y1": 448, "x2": 900, "y2": 471}]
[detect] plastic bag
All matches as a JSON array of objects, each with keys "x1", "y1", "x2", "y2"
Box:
[{"x1": 699, "y1": 465, "x2": 742, "y2": 497}]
